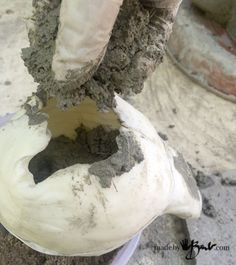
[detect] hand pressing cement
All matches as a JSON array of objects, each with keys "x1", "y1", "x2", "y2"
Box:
[{"x1": 22, "y1": 0, "x2": 182, "y2": 109}]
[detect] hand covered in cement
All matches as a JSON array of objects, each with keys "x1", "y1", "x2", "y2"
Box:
[
  {"x1": 52, "y1": 0, "x2": 182, "y2": 82},
  {"x1": 22, "y1": 0, "x2": 182, "y2": 109},
  {"x1": 52, "y1": 0, "x2": 124, "y2": 82}
]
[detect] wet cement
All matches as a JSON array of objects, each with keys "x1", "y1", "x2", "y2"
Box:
[
  {"x1": 29, "y1": 125, "x2": 143, "y2": 188},
  {"x1": 202, "y1": 195, "x2": 217, "y2": 218},
  {"x1": 29, "y1": 125, "x2": 118, "y2": 184},
  {"x1": 194, "y1": 170, "x2": 214, "y2": 189},
  {"x1": 24, "y1": 99, "x2": 48, "y2": 126},
  {"x1": 22, "y1": 0, "x2": 174, "y2": 109},
  {"x1": 189, "y1": 167, "x2": 217, "y2": 219},
  {"x1": 174, "y1": 153, "x2": 200, "y2": 201}
]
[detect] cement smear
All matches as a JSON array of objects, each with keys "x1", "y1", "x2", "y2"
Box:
[
  {"x1": 24, "y1": 100, "x2": 47, "y2": 126},
  {"x1": 174, "y1": 153, "x2": 200, "y2": 201},
  {"x1": 89, "y1": 130, "x2": 144, "y2": 188},
  {"x1": 194, "y1": 170, "x2": 214, "y2": 189},
  {"x1": 202, "y1": 195, "x2": 217, "y2": 218},
  {"x1": 29, "y1": 125, "x2": 143, "y2": 188},
  {"x1": 22, "y1": 0, "x2": 171, "y2": 109}
]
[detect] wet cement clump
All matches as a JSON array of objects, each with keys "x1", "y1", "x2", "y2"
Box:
[
  {"x1": 174, "y1": 153, "x2": 200, "y2": 201},
  {"x1": 194, "y1": 170, "x2": 215, "y2": 189},
  {"x1": 21, "y1": 0, "x2": 61, "y2": 105},
  {"x1": 89, "y1": 131, "x2": 144, "y2": 188},
  {"x1": 158, "y1": 131, "x2": 168, "y2": 141},
  {"x1": 29, "y1": 125, "x2": 144, "y2": 188},
  {"x1": 22, "y1": 0, "x2": 173, "y2": 109},
  {"x1": 29, "y1": 125, "x2": 119, "y2": 184},
  {"x1": 202, "y1": 195, "x2": 217, "y2": 218},
  {"x1": 24, "y1": 101, "x2": 48, "y2": 126}
]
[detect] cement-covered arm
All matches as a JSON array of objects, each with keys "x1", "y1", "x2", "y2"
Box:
[{"x1": 52, "y1": 0, "x2": 182, "y2": 82}]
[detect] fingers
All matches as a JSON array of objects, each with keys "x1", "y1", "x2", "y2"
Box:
[{"x1": 52, "y1": 0, "x2": 124, "y2": 82}]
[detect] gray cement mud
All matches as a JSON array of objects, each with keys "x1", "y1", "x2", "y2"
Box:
[
  {"x1": 174, "y1": 153, "x2": 200, "y2": 201},
  {"x1": 24, "y1": 100, "x2": 48, "y2": 126},
  {"x1": 193, "y1": 170, "x2": 215, "y2": 189},
  {"x1": 202, "y1": 195, "x2": 217, "y2": 218},
  {"x1": 22, "y1": 0, "x2": 172, "y2": 109},
  {"x1": 29, "y1": 125, "x2": 143, "y2": 188},
  {"x1": 89, "y1": 130, "x2": 144, "y2": 188}
]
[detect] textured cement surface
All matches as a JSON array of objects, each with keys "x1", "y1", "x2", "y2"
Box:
[{"x1": 22, "y1": 0, "x2": 174, "y2": 109}]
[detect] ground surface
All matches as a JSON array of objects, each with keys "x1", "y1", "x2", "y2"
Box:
[{"x1": 0, "y1": 1, "x2": 235, "y2": 265}]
